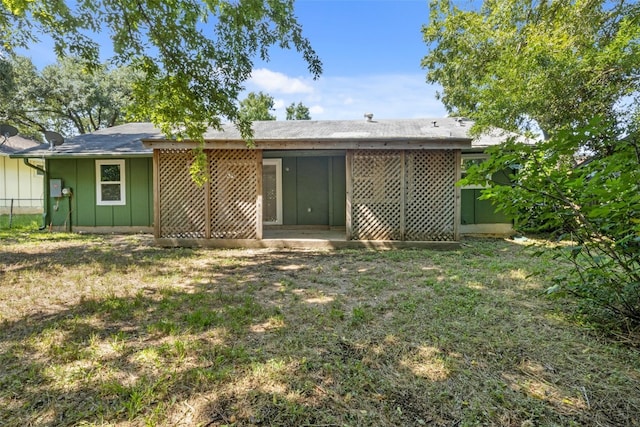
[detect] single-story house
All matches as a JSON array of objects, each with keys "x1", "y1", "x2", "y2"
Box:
[
  {"x1": 11, "y1": 118, "x2": 512, "y2": 247},
  {"x1": 1, "y1": 134, "x2": 45, "y2": 214}
]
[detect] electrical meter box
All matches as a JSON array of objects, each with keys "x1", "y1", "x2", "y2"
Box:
[{"x1": 50, "y1": 179, "x2": 63, "y2": 198}]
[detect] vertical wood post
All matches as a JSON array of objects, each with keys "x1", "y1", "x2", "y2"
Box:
[
  {"x1": 345, "y1": 151, "x2": 353, "y2": 240},
  {"x1": 400, "y1": 150, "x2": 406, "y2": 241},
  {"x1": 454, "y1": 149, "x2": 462, "y2": 241},
  {"x1": 152, "y1": 149, "x2": 160, "y2": 238},
  {"x1": 204, "y1": 149, "x2": 211, "y2": 239},
  {"x1": 256, "y1": 149, "x2": 263, "y2": 240}
]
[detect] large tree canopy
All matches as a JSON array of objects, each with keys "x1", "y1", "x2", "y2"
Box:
[
  {"x1": 0, "y1": 0, "x2": 322, "y2": 141},
  {"x1": 423, "y1": 0, "x2": 640, "y2": 325},
  {"x1": 286, "y1": 101, "x2": 311, "y2": 120},
  {"x1": 238, "y1": 91, "x2": 276, "y2": 122},
  {"x1": 0, "y1": 55, "x2": 137, "y2": 138},
  {"x1": 422, "y1": 0, "x2": 640, "y2": 139}
]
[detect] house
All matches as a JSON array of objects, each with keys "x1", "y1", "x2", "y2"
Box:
[
  {"x1": 461, "y1": 130, "x2": 514, "y2": 235},
  {"x1": 11, "y1": 118, "x2": 512, "y2": 246},
  {"x1": 1, "y1": 134, "x2": 45, "y2": 215}
]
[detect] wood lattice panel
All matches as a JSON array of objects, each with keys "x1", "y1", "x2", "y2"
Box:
[
  {"x1": 158, "y1": 149, "x2": 206, "y2": 238},
  {"x1": 209, "y1": 150, "x2": 259, "y2": 239},
  {"x1": 405, "y1": 150, "x2": 456, "y2": 241},
  {"x1": 351, "y1": 150, "x2": 403, "y2": 240}
]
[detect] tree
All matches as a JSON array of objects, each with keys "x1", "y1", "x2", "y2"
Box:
[
  {"x1": 0, "y1": 55, "x2": 137, "y2": 138},
  {"x1": 286, "y1": 102, "x2": 311, "y2": 120},
  {"x1": 238, "y1": 92, "x2": 276, "y2": 122},
  {"x1": 423, "y1": 0, "x2": 640, "y2": 326},
  {"x1": 422, "y1": 0, "x2": 640, "y2": 140},
  {"x1": 0, "y1": 0, "x2": 322, "y2": 143}
]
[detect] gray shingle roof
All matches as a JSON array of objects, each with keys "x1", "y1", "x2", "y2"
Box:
[
  {"x1": 0, "y1": 135, "x2": 45, "y2": 156},
  {"x1": 10, "y1": 118, "x2": 512, "y2": 158}
]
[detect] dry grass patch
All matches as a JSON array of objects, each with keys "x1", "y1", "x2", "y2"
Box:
[{"x1": 1, "y1": 233, "x2": 639, "y2": 426}]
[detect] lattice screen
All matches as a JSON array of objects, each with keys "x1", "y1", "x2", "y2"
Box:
[
  {"x1": 405, "y1": 151, "x2": 456, "y2": 241},
  {"x1": 351, "y1": 150, "x2": 403, "y2": 240},
  {"x1": 209, "y1": 150, "x2": 259, "y2": 239},
  {"x1": 157, "y1": 149, "x2": 260, "y2": 240},
  {"x1": 350, "y1": 149, "x2": 457, "y2": 241},
  {"x1": 158, "y1": 149, "x2": 207, "y2": 238}
]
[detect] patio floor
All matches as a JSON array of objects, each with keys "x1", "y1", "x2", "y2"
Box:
[{"x1": 156, "y1": 227, "x2": 460, "y2": 250}]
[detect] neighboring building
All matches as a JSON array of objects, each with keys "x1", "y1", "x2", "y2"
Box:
[
  {"x1": 0, "y1": 135, "x2": 45, "y2": 214},
  {"x1": 11, "y1": 118, "x2": 512, "y2": 245}
]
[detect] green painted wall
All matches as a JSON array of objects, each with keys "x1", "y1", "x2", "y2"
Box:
[
  {"x1": 461, "y1": 189, "x2": 511, "y2": 224},
  {"x1": 45, "y1": 157, "x2": 153, "y2": 229},
  {"x1": 278, "y1": 155, "x2": 346, "y2": 227},
  {"x1": 460, "y1": 166, "x2": 512, "y2": 225}
]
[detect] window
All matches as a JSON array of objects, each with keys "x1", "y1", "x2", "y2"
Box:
[
  {"x1": 262, "y1": 159, "x2": 282, "y2": 224},
  {"x1": 96, "y1": 160, "x2": 126, "y2": 205},
  {"x1": 461, "y1": 155, "x2": 489, "y2": 189}
]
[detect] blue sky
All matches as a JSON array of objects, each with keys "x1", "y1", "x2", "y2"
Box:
[
  {"x1": 21, "y1": 0, "x2": 446, "y2": 121},
  {"x1": 249, "y1": 0, "x2": 446, "y2": 120}
]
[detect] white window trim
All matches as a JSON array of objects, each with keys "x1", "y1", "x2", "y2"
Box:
[
  {"x1": 262, "y1": 159, "x2": 282, "y2": 225},
  {"x1": 461, "y1": 154, "x2": 490, "y2": 189},
  {"x1": 96, "y1": 159, "x2": 126, "y2": 205}
]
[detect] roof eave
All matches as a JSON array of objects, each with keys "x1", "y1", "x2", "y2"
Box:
[
  {"x1": 142, "y1": 137, "x2": 472, "y2": 150},
  {"x1": 10, "y1": 151, "x2": 152, "y2": 159}
]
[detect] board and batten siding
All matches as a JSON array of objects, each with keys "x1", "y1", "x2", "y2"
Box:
[
  {"x1": 46, "y1": 158, "x2": 153, "y2": 231},
  {"x1": 0, "y1": 156, "x2": 44, "y2": 214}
]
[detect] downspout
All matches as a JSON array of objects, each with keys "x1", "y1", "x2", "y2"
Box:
[{"x1": 22, "y1": 158, "x2": 48, "y2": 230}]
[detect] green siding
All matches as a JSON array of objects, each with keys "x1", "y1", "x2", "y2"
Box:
[
  {"x1": 129, "y1": 158, "x2": 153, "y2": 226},
  {"x1": 282, "y1": 157, "x2": 298, "y2": 225},
  {"x1": 45, "y1": 157, "x2": 153, "y2": 229},
  {"x1": 461, "y1": 189, "x2": 476, "y2": 225},
  {"x1": 296, "y1": 157, "x2": 329, "y2": 225},
  {"x1": 461, "y1": 188, "x2": 510, "y2": 225},
  {"x1": 277, "y1": 154, "x2": 346, "y2": 227},
  {"x1": 330, "y1": 156, "x2": 346, "y2": 226},
  {"x1": 47, "y1": 160, "x2": 76, "y2": 229},
  {"x1": 76, "y1": 159, "x2": 96, "y2": 225}
]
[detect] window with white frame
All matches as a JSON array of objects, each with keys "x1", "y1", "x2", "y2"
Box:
[
  {"x1": 461, "y1": 155, "x2": 490, "y2": 189},
  {"x1": 96, "y1": 159, "x2": 126, "y2": 205},
  {"x1": 262, "y1": 159, "x2": 282, "y2": 224}
]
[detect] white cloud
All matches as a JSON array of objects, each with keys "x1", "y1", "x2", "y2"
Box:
[
  {"x1": 300, "y1": 73, "x2": 446, "y2": 121},
  {"x1": 273, "y1": 98, "x2": 286, "y2": 110},
  {"x1": 309, "y1": 105, "x2": 324, "y2": 115},
  {"x1": 245, "y1": 68, "x2": 447, "y2": 121},
  {"x1": 249, "y1": 68, "x2": 314, "y2": 94}
]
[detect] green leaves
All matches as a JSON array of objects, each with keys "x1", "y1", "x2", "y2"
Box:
[
  {"x1": 238, "y1": 91, "x2": 277, "y2": 122},
  {"x1": 286, "y1": 102, "x2": 311, "y2": 120},
  {"x1": 462, "y1": 120, "x2": 640, "y2": 325},
  {"x1": 422, "y1": 0, "x2": 640, "y2": 138},
  {"x1": 0, "y1": 55, "x2": 137, "y2": 137},
  {"x1": 1, "y1": 0, "x2": 322, "y2": 141}
]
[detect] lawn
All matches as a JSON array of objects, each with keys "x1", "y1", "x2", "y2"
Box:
[{"x1": 1, "y1": 231, "x2": 639, "y2": 426}]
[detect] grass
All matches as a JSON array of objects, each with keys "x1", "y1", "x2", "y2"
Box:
[
  {"x1": 1, "y1": 230, "x2": 639, "y2": 426},
  {"x1": 0, "y1": 213, "x2": 43, "y2": 231}
]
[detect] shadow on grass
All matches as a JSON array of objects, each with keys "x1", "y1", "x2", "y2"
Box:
[{"x1": 1, "y1": 238, "x2": 638, "y2": 426}]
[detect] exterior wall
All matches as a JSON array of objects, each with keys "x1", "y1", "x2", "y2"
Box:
[
  {"x1": 155, "y1": 148, "x2": 461, "y2": 243},
  {"x1": 277, "y1": 154, "x2": 346, "y2": 227},
  {"x1": 0, "y1": 156, "x2": 44, "y2": 214},
  {"x1": 46, "y1": 157, "x2": 153, "y2": 231},
  {"x1": 459, "y1": 164, "x2": 513, "y2": 235}
]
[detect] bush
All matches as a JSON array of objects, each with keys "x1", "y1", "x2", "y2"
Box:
[{"x1": 462, "y1": 120, "x2": 640, "y2": 327}]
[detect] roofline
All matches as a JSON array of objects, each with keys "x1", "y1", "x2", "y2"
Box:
[
  {"x1": 9, "y1": 152, "x2": 152, "y2": 159},
  {"x1": 142, "y1": 137, "x2": 472, "y2": 150}
]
